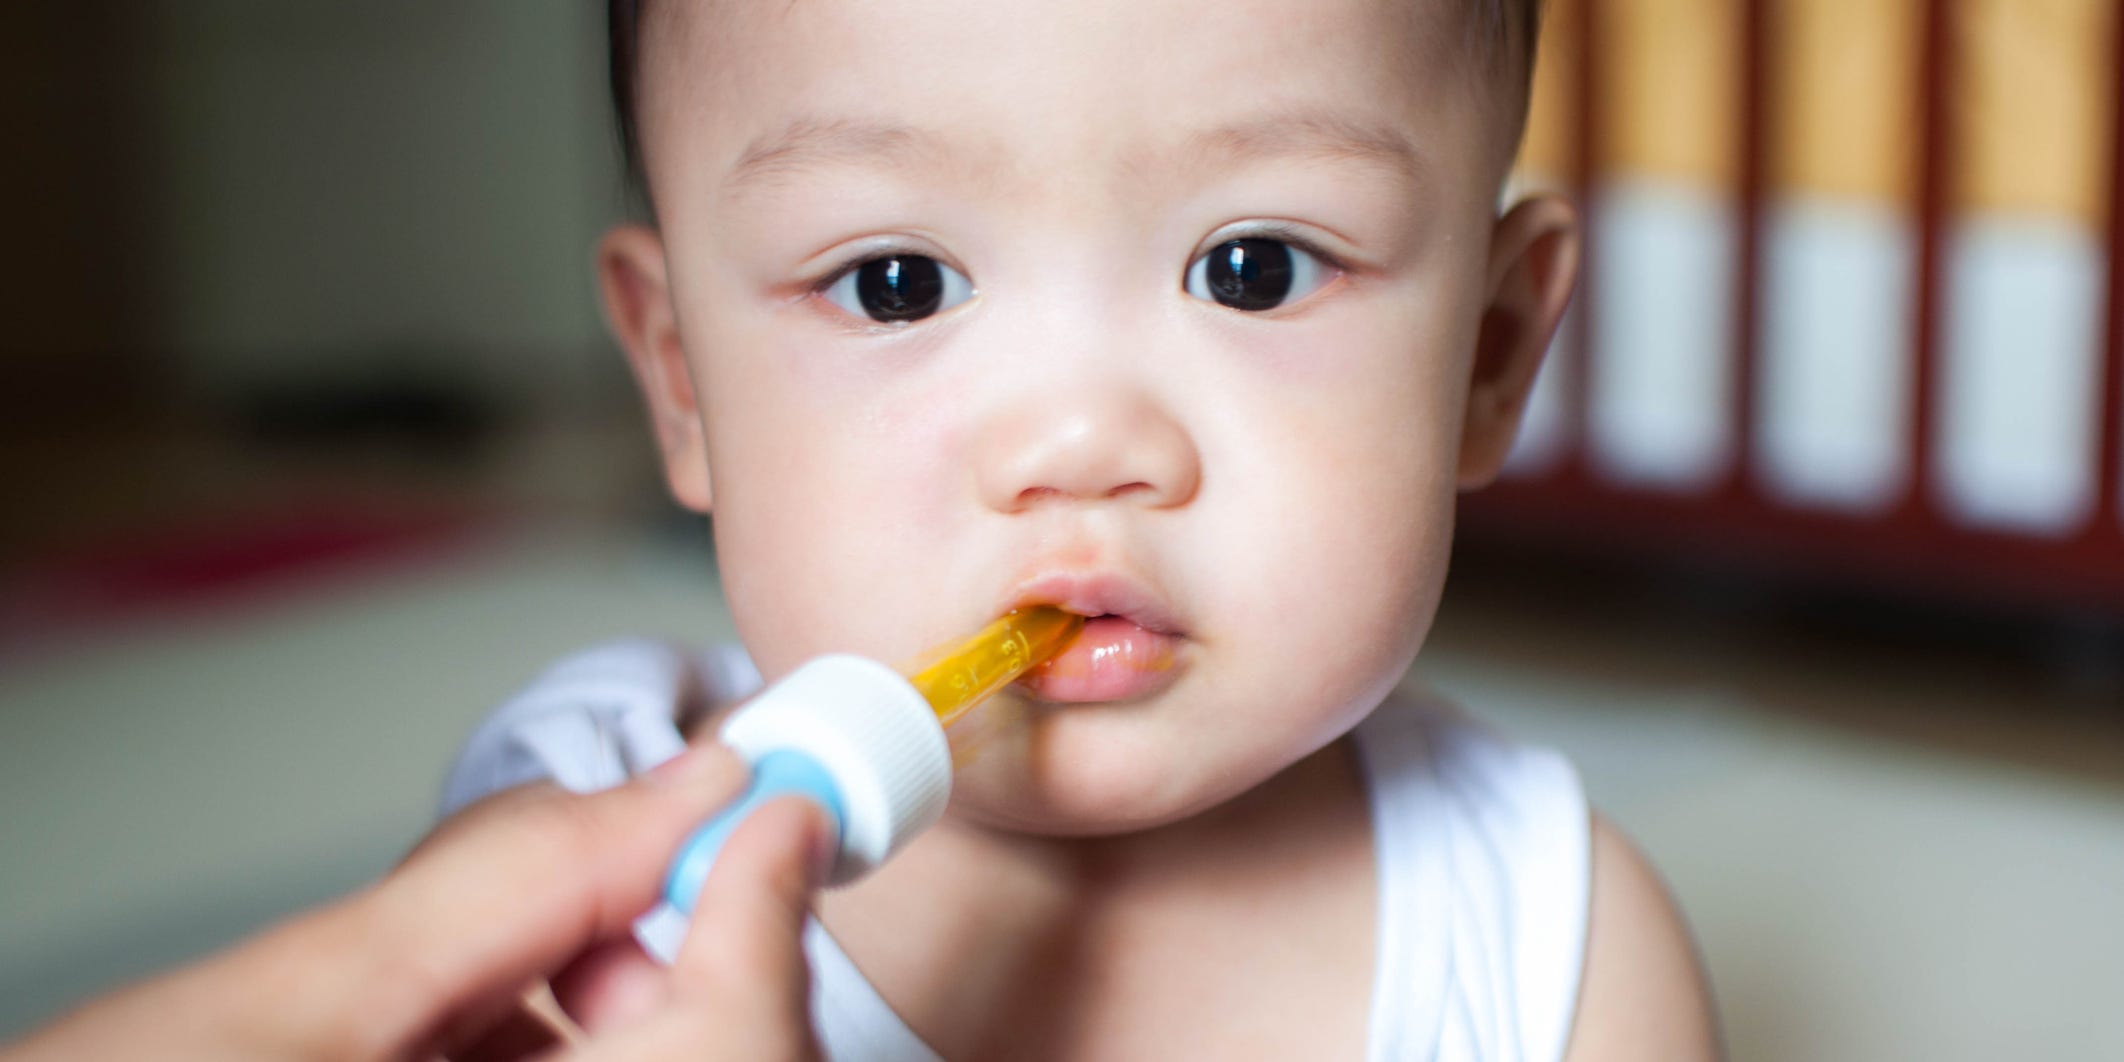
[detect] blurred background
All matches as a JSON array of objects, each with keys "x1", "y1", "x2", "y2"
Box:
[{"x1": 2, "y1": 1, "x2": 2120, "y2": 1058}]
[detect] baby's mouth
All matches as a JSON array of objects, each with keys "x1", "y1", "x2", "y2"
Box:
[
  {"x1": 1004, "y1": 572, "x2": 1187, "y2": 703},
  {"x1": 1018, "y1": 613, "x2": 1183, "y2": 703}
]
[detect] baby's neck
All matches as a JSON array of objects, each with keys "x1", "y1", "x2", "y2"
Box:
[{"x1": 815, "y1": 736, "x2": 1376, "y2": 1059}]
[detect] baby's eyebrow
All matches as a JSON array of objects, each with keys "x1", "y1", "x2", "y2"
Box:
[
  {"x1": 720, "y1": 109, "x2": 1424, "y2": 201},
  {"x1": 1174, "y1": 111, "x2": 1427, "y2": 189},
  {"x1": 722, "y1": 117, "x2": 986, "y2": 201}
]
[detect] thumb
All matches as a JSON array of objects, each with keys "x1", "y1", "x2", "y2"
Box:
[{"x1": 629, "y1": 796, "x2": 829, "y2": 1060}]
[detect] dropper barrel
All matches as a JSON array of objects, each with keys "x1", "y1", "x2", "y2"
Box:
[{"x1": 903, "y1": 607, "x2": 1083, "y2": 728}]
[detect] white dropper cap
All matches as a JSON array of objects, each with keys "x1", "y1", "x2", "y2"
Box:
[{"x1": 665, "y1": 655, "x2": 951, "y2": 905}]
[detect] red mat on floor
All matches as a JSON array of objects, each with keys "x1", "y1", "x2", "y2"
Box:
[{"x1": 1, "y1": 500, "x2": 494, "y2": 654}]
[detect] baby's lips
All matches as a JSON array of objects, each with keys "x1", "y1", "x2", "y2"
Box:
[
  {"x1": 1018, "y1": 615, "x2": 1185, "y2": 703},
  {"x1": 1006, "y1": 570, "x2": 1184, "y2": 637}
]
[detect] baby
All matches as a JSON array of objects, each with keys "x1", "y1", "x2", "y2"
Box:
[{"x1": 445, "y1": 0, "x2": 1719, "y2": 1057}]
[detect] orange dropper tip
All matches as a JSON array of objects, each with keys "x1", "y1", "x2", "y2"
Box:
[{"x1": 902, "y1": 607, "x2": 1085, "y2": 729}]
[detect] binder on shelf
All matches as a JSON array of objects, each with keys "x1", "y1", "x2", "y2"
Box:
[
  {"x1": 1937, "y1": 0, "x2": 2114, "y2": 536},
  {"x1": 1756, "y1": 0, "x2": 1922, "y2": 514},
  {"x1": 1587, "y1": 0, "x2": 1743, "y2": 492}
]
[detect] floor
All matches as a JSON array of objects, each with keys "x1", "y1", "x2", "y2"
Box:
[{"x1": 3, "y1": 448, "x2": 2121, "y2": 1057}]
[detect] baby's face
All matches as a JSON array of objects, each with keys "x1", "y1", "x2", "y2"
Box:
[{"x1": 608, "y1": 0, "x2": 1569, "y2": 834}]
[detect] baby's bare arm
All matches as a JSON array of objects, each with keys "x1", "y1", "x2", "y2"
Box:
[{"x1": 1564, "y1": 815, "x2": 1723, "y2": 1062}]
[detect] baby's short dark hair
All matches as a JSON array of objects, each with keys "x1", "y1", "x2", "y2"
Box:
[{"x1": 607, "y1": 0, "x2": 1542, "y2": 189}]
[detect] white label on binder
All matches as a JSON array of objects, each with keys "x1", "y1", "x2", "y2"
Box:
[
  {"x1": 1939, "y1": 216, "x2": 2104, "y2": 535},
  {"x1": 1589, "y1": 181, "x2": 1736, "y2": 490},
  {"x1": 1758, "y1": 198, "x2": 1915, "y2": 512}
]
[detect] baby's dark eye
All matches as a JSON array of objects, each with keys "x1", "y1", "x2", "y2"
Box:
[
  {"x1": 822, "y1": 254, "x2": 974, "y2": 323},
  {"x1": 1184, "y1": 238, "x2": 1331, "y2": 312}
]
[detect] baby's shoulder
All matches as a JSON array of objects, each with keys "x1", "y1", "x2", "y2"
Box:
[{"x1": 1564, "y1": 816, "x2": 1721, "y2": 1061}]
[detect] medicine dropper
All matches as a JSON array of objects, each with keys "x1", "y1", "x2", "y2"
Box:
[{"x1": 664, "y1": 608, "x2": 1083, "y2": 912}]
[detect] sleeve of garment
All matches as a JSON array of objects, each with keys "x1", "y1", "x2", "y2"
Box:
[{"x1": 438, "y1": 640, "x2": 761, "y2": 813}]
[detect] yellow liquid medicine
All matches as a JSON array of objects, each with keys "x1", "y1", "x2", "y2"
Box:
[{"x1": 903, "y1": 607, "x2": 1084, "y2": 729}]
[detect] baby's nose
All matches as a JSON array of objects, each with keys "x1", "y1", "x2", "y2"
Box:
[{"x1": 974, "y1": 388, "x2": 1201, "y2": 513}]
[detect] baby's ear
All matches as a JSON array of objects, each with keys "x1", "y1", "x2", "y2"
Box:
[
  {"x1": 1458, "y1": 196, "x2": 1580, "y2": 489},
  {"x1": 598, "y1": 225, "x2": 712, "y2": 513}
]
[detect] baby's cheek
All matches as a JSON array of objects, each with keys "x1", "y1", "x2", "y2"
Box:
[
  {"x1": 1234, "y1": 415, "x2": 1448, "y2": 676},
  {"x1": 718, "y1": 443, "x2": 972, "y2": 677},
  {"x1": 711, "y1": 467, "x2": 884, "y2": 659}
]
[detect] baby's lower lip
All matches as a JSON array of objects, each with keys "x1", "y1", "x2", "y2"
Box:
[{"x1": 1017, "y1": 615, "x2": 1183, "y2": 703}]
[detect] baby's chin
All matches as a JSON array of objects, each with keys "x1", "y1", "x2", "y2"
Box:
[{"x1": 937, "y1": 721, "x2": 1320, "y2": 838}]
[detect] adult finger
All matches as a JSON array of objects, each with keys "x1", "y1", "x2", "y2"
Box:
[
  {"x1": 666, "y1": 796, "x2": 829, "y2": 1057},
  {"x1": 571, "y1": 796, "x2": 829, "y2": 1062},
  {"x1": 442, "y1": 998, "x2": 568, "y2": 1062},
  {"x1": 276, "y1": 743, "x2": 749, "y2": 1058},
  {"x1": 551, "y1": 936, "x2": 669, "y2": 1034},
  {"x1": 560, "y1": 795, "x2": 834, "y2": 1048}
]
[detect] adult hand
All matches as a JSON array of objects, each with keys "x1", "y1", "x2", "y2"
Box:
[{"x1": 2, "y1": 744, "x2": 828, "y2": 1061}]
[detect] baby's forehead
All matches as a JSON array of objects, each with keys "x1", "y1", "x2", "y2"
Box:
[{"x1": 635, "y1": 0, "x2": 1513, "y2": 192}]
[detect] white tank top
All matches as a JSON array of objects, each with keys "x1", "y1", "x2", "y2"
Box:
[{"x1": 442, "y1": 642, "x2": 1591, "y2": 1062}]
